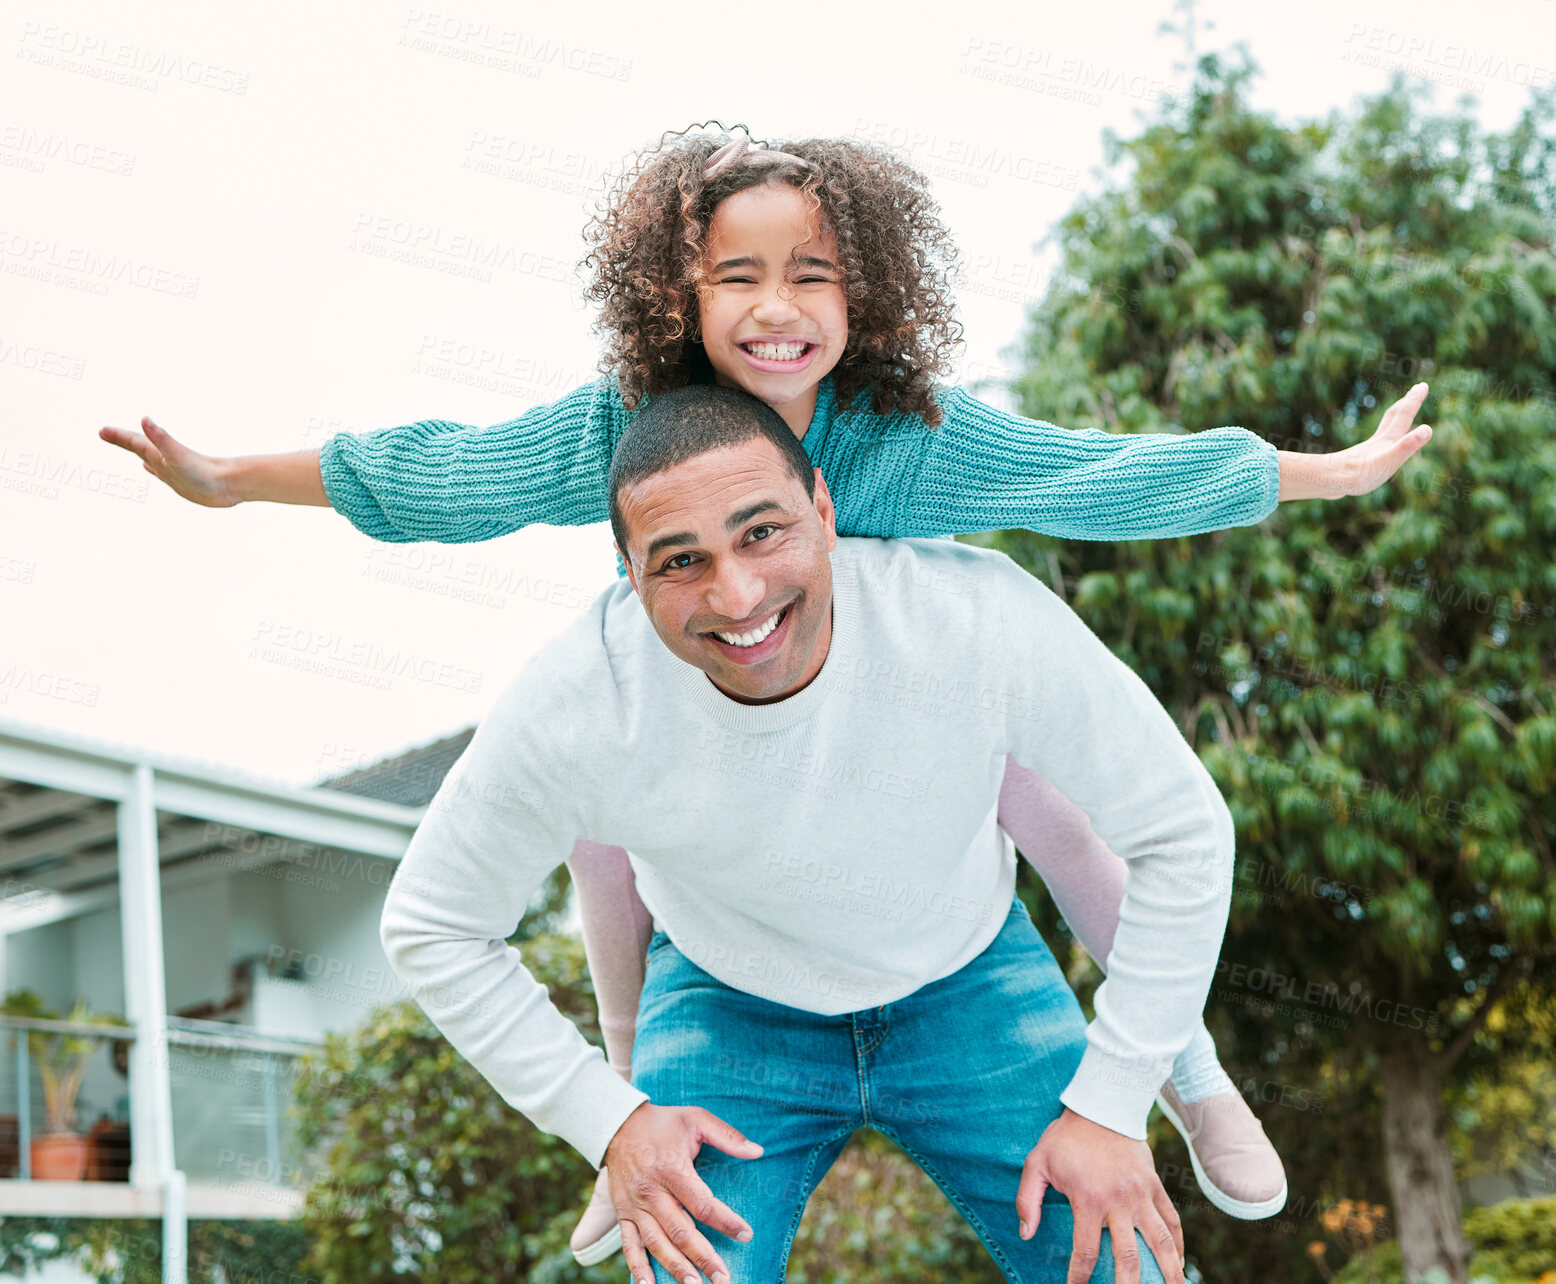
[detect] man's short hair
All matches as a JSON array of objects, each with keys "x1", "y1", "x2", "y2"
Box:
[{"x1": 608, "y1": 384, "x2": 817, "y2": 556}]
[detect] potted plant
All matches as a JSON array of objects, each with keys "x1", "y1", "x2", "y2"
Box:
[{"x1": 0, "y1": 990, "x2": 130, "y2": 1181}]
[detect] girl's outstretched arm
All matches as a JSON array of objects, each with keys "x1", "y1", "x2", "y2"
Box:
[
  {"x1": 99, "y1": 378, "x2": 630, "y2": 542},
  {"x1": 889, "y1": 382, "x2": 1432, "y2": 541},
  {"x1": 99, "y1": 417, "x2": 329, "y2": 507},
  {"x1": 1274, "y1": 383, "x2": 1432, "y2": 500}
]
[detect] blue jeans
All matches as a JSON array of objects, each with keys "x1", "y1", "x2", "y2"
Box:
[{"x1": 629, "y1": 892, "x2": 1168, "y2": 1283}]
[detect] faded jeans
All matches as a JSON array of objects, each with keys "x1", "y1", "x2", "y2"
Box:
[{"x1": 629, "y1": 891, "x2": 1169, "y2": 1283}]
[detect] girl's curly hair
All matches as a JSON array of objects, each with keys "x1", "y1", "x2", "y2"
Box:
[{"x1": 580, "y1": 124, "x2": 963, "y2": 426}]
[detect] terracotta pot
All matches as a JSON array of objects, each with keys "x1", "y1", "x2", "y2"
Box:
[{"x1": 30, "y1": 1132, "x2": 88, "y2": 1181}]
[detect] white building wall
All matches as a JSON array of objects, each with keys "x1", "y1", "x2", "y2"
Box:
[
  {"x1": 228, "y1": 871, "x2": 281, "y2": 964},
  {"x1": 71, "y1": 906, "x2": 124, "y2": 1017},
  {"x1": 162, "y1": 880, "x2": 233, "y2": 1017},
  {"x1": 5, "y1": 923, "x2": 73, "y2": 1011},
  {"x1": 69, "y1": 906, "x2": 130, "y2": 1134},
  {"x1": 247, "y1": 854, "x2": 400, "y2": 1039}
]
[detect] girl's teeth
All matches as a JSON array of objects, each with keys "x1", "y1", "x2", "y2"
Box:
[
  {"x1": 714, "y1": 609, "x2": 782, "y2": 648},
  {"x1": 746, "y1": 342, "x2": 806, "y2": 362}
]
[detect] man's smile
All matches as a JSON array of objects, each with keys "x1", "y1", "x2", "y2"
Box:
[{"x1": 702, "y1": 602, "x2": 796, "y2": 664}]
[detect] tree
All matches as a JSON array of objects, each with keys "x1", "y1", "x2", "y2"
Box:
[{"x1": 987, "y1": 47, "x2": 1556, "y2": 1284}]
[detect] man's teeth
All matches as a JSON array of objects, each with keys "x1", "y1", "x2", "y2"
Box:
[
  {"x1": 745, "y1": 341, "x2": 807, "y2": 362},
  {"x1": 713, "y1": 609, "x2": 783, "y2": 648}
]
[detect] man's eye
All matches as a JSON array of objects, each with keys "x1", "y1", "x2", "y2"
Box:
[
  {"x1": 662, "y1": 553, "x2": 696, "y2": 571},
  {"x1": 747, "y1": 525, "x2": 776, "y2": 543}
]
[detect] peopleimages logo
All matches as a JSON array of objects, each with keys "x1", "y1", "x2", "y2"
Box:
[
  {"x1": 15, "y1": 22, "x2": 251, "y2": 94},
  {"x1": 0, "y1": 126, "x2": 136, "y2": 177},
  {"x1": 248, "y1": 620, "x2": 483, "y2": 694},
  {"x1": 0, "y1": 229, "x2": 199, "y2": 298},
  {"x1": 0, "y1": 444, "x2": 148, "y2": 502},
  {"x1": 349, "y1": 213, "x2": 570, "y2": 282},
  {"x1": 1215, "y1": 960, "x2": 1443, "y2": 1033},
  {"x1": 396, "y1": 9, "x2": 633, "y2": 81},
  {"x1": 1237, "y1": 1076, "x2": 1328, "y2": 1114},
  {"x1": 851, "y1": 120, "x2": 1080, "y2": 190},
  {"x1": 759, "y1": 850, "x2": 999, "y2": 924},
  {"x1": 0, "y1": 666, "x2": 99, "y2": 707},
  {"x1": 1341, "y1": 25, "x2": 1552, "y2": 89}
]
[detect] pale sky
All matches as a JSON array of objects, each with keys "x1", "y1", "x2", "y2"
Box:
[{"x1": 3, "y1": 0, "x2": 1549, "y2": 787}]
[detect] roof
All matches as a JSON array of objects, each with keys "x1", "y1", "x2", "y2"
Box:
[
  {"x1": 314, "y1": 728, "x2": 475, "y2": 808},
  {"x1": 0, "y1": 716, "x2": 425, "y2": 908}
]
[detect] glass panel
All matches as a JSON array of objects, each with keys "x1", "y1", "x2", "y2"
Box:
[{"x1": 168, "y1": 1043, "x2": 314, "y2": 1200}]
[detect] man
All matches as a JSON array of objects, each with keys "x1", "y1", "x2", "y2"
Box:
[{"x1": 380, "y1": 385, "x2": 1238, "y2": 1284}]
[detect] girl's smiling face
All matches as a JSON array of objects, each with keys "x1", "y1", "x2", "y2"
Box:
[{"x1": 698, "y1": 182, "x2": 849, "y2": 439}]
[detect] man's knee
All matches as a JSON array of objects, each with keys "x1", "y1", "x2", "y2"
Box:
[
  {"x1": 1091, "y1": 1227, "x2": 1171, "y2": 1283},
  {"x1": 644, "y1": 1216, "x2": 785, "y2": 1284}
]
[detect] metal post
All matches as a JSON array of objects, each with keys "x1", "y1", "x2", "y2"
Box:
[
  {"x1": 16, "y1": 1034, "x2": 29, "y2": 1180},
  {"x1": 162, "y1": 1169, "x2": 187, "y2": 1284},
  {"x1": 116, "y1": 763, "x2": 186, "y2": 1284},
  {"x1": 262, "y1": 1053, "x2": 282, "y2": 1184}
]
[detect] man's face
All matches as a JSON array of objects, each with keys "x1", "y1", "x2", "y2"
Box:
[{"x1": 617, "y1": 437, "x2": 837, "y2": 704}]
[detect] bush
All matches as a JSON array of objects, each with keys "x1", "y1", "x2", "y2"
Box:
[
  {"x1": 1463, "y1": 1194, "x2": 1556, "y2": 1282},
  {"x1": 1331, "y1": 1194, "x2": 1556, "y2": 1283},
  {"x1": 0, "y1": 1216, "x2": 308, "y2": 1282},
  {"x1": 290, "y1": 933, "x2": 603, "y2": 1282},
  {"x1": 784, "y1": 1130, "x2": 1000, "y2": 1283}
]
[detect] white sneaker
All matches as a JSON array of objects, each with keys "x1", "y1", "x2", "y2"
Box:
[
  {"x1": 1156, "y1": 1082, "x2": 1288, "y2": 1220},
  {"x1": 569, "y1": 1165, "x2": 623, "y2": 1265}
]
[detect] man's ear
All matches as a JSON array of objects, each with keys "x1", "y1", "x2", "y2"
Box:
[
  {"x1": 813, "y1": 467, "x2": 838, "y2": 549},
  {"x1": 616, "y1": 544, "x2": 640, "y2": 595}
]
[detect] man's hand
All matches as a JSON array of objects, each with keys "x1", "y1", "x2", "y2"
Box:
[
  {"x1": 1277, "y1": 381, "x2": 1433, "y2": 501},
  {"x1": 1017, "y1": 1108, "x2": 1185, "y2": 1284},
  {"x1": 603, "y1": 1101, "x2": 764, "y2": 1284}
]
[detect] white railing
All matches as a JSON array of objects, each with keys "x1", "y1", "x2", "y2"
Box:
[
  {"x1": 3, "y1": 1015, "x2": 324, "y2": 1191},
  {"x1": 0, "y1": 1013, "x2": 136, "y2": 1182},
  {"x1": 164, "y1": 1018, "x2": 323, "y2": 1189}
]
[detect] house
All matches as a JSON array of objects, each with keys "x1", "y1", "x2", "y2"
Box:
[{"x1": 0, "y1": 716, "x2": 473, "y2": 1283}]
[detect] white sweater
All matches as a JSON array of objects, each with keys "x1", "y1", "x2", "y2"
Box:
[{"x1": 380, "y1": 537, "x2": 1236, "y2": 1168}]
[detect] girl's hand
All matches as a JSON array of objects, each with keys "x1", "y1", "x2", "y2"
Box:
[
  {"x1": 1277, "y1": 382, "x2": 1433, "y2": 501},
  {"x1": 100, "y1": 416, "x2": 237, "y2": 507}
]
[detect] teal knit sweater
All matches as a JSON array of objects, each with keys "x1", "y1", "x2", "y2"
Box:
[{"x1": 319, "y1": 375, "x2": 1280, "y2": 549}]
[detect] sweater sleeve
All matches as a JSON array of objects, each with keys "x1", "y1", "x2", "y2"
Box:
[
  {"x1": 318, "y1": 378, "x2": 626, "y2": 543},
  {"x1": 899, "y1": 386, "x2": 1279, "y2": 540},
  {"x1": 378, "y1": 644, "x2": 648, "y2": 1168},
  {"x1": 989, "y1": 554, "x2": 1236, "y2": 1139}
]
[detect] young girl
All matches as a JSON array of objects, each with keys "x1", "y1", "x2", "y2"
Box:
[{"x1": 102, "y1": 126, "x2": 1430, "y2": 1259}]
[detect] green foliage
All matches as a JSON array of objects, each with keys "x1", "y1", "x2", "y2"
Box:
[
  {"x1": 0, "y1": 990, "x2": 131, "y2": 1134},
  {"x1": 990, "y1": 43, "x2": 1556, "y2": 1282},
  {"x1": 0, "y1": 1216, "x2": 308, "y2": 1282},
  {"x1": 1462, "y1": 1194, "x2": 1556, "y2": 1281},
  {"x1": 1329, "y1": 1194, "x2": 1556, "y2": 1282},
  {"x1": 783, "y1": 1131, "x2": 1000, "y2": 1282},
  {"x1": 289, "y1": 933, "x2": 604, "y2": 1282},
  {"x1": 1447, "y1": 979, "x2": 1556, "y2": 1183}
]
